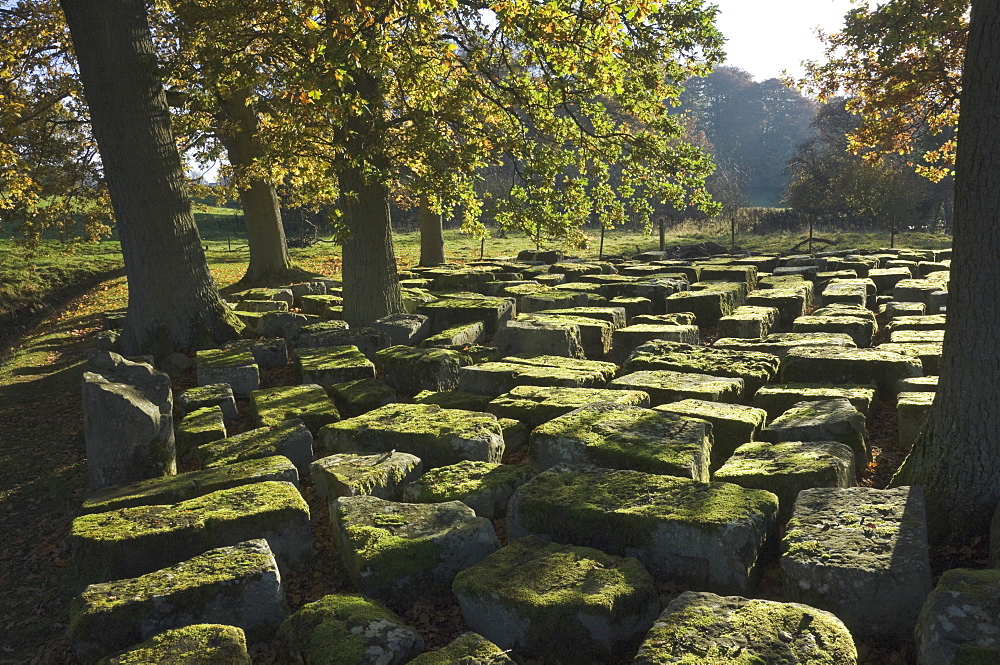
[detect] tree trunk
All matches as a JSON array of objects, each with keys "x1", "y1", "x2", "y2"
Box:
[
  {"x1": 340, "y1": 164, "x2": 404, "y2": 327},
  {"x1": 60, "y1": 0, "x2": 242, "y2": 357},
  {"x1": 891, "y1": 0, "x2": 1000, "y2": 544},
  {"x1": 418, "y1": 200, "x2": 446, "y2": 266},
  {"x1": 217, "y1": 91, "x2": 294, "y2": 284}
]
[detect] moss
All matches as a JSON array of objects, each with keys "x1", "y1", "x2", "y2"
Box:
[
  {"x1": 406, "y1": 633, "x2": 508, "y2": 664},
  {"x1": 97, "y1": 624, "x2": 249, "y2": 665},
  {"x1": 328, "y1": 378, "x2": 395, "y2": 415},
  {"x1": 413, "y1": 390, "x2": 494, "y2": 412},
  {"x1": 342, "y1": 525, "x2": 444, "y2": 587},
  {"x1": 934, "y1": 568, "x2": 1000, "y2": 601},
  {"x1": 197, "y1": 348, "x2": 255, "y2": 369},
  {"x1": 197, "y1": 420, "x2": 310, "y2": 469},
  {"x1": 406, "y1": 461, "x2": 531, "y2": 503}
]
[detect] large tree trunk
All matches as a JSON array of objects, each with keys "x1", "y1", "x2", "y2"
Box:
[
  {"x1": 61, "y1": 0, "x2": 242, "y2": 357},
  {"x1": 418, "y1": 200, "x2": 446, "y2": 266},
  {"x1": 217, "y1": 91, "x2": 294, "y2": 284},
  {"x1": 891, "y1": 0, "x2": 1000, "y2": 544},
  {"x1": 340, "y1": 164, "x2": 405, "y2": 327}
]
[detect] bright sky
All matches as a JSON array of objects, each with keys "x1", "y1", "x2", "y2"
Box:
[{"x1": 712, "y1": 0, "x2": 858, "y2": 82}]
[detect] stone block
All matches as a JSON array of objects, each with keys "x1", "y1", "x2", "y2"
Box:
[
  {"x1": 793, "y1": 315, "x2": 875, "y2": 347},
  {"x1": 633, "y1": 591, "x2": 857, "y2": 665},
  {"x1": 95, "y1": 624, "x2": 251, "y2": 665},
  {"x1": 196, "y1": 349, "x2": 259, "y2": 398},
  {"x1": 318, "y1": 403, "x2": 504, "y2": 468},
  {"x1": 328, "y1": 377, "x2": 396, "y2": 417},
  {"x1": 529, "y1": 402, "x2": 711, "y2": 480},
  {"x1": 418, "y1": 297, "x2": 514, "y2": 336},
  {"x1": 763, "y1": 398, "x2": 868, "y2": 471},
  {"x1": 781, "y1": 486, "x2": 932, "y2": 638},
  {"x1": 914, "y1": 568, "x2": 1000, "y2": 665},
  {"x1": 747, "y1": 285, "x2": 811, "y2": 329},
  {"x1": 453, "y1": 537, "x2": 659, "y2": 663},
  {"x1": 508, "y1": 465, "x2": 777, "y2": 594},
  {"x1": 81, "y1": 456, "x2": 299, "y2": 514},
  {"x1": 869, "y1": 267, "x2": 912, "y2": 294},
  {"x1": 537, "y1": 306, "x2": 627, "y2": 329},
  {"x1": 609, "y1": 370, "x2": 743, "y2": 407},
  {"x1": 71, "y1": 481, "x2": 311, "y2": 585},
  {"x1": 373, "y1": 312, "x2": 431, "y2": 346},
  {"x1": 715, "y1": 441, "x2": 856, "y2": 522},
  {"x1": 310, "y1": 451, "x2": 423, "y2": 500},
  {"x1": 821, "y1": 279, "x2": 870, "y2": 308},
  {"x1": 175, "y1": 405, "x2": 226, "y2": 460},
  {"x1": 493, "y1": 318, "x2": 585, "y2": 359},
  {"x1": 519, "y1": 313, "x2": 614, "y2": 358},
  {"x1": 82, "y1": 351, "x2": 175, "y2": 490},
  {"x1": 419, "y1": 321, "x2": 484, "y2": 348},
  {"x1": 457, "y1": 354, "x2": 616, "y2": 396},
  {"x1": 898, "y1": 390, "x2": 934, "y2": 449},
  {"x1": 402, "y1": 460, "x2": 533, "y2": 518},
  {"x1": 332, "y1": 496, "x2": 498, "y2": 604},
  {"x1": 277, "y1": 594, "x2": 423, "y2": 665},
  {"x1": 611, "y1": 324, "x2": 700, "y2": 362},
  {"x1": 250, "y1": 384, "x2": 340, "y2": 435},
  {"x1": 177, "y1": 383, "x2": 238, "y2": 420},
  {"x1": 295, "y1": 345, "x2": 376, "y2": 387},
  {"x1": 714, "y1": 332, "x2": 856, "y2": 358},
  {"x1": 885, "y1": 314, "x2": 946, "y2": 333},
  {"x1": 780, "y1": 347, "x2": 923, "y2": 395},
  {"x1": 406, "y1": 633, "x2": 514, "y2": 665},
  {"x1": 876, "y1": 341, "x2": 943, "y2": 374},
  {"x1": 665, "y1": 290, "x2": 737, "y2": 325},
  {"x1": 718, "y1": 306, "x2": 779, "y2": 339},
  {"x1": 753, "y1": 384, "x2": 877, "y2": 423},
  {"x1": 609, "y1": 296, "x2": 654, "y2": 321},
  {"x1": 376, "y1": 345, "x2": 465, "y2": 395},
  {"x1": 653, "y1": 399, "x2": 767, "y2": 470},
  {"x1": 487, "y1": 385, "x2": 650, "y2": 428},
  {"x1": 623, "y1": 340, "x2": 779, "y2": 397},
  {"x1": 197, "y1": 419, "x2": 314, "y2": 472},
  {"x1": 69, "y1": 540, "x2": 287, "y2": 665},
  {"x1": 882, "y1": 301, "x2": 926, "y2": 319}
]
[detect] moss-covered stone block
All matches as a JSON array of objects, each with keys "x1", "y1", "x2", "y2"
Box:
[
  {"x1": 529, "y1": 402, "x2": 711, "y2": 480},
  {"x1": 763, "y1": 398, "x2": 869, "y2": 472},
  {"x1": 197, "y1": 419, "x2": 314, "y2": 472},
  {"x1": 623, "y1": 340, "x2": 779, "y2": 397},
  {"x1": 780, "y1": 346, "x2": 923, "y2": 395},
  {"x1": 318, "y1": 403, "x2": 504, "y2": 468},
  {"x1": 793, "y1": 314, "x2": 876, "y2": 348},
  {"x1": 781, "y1": 486, "x2": 932, "y2": 638},
  {"x1": 747, "y1": 284, "x2": 812, "y2": 329},
  {"x1": 332, "y1": 495, "x2": 498, "y2": 604},
  {"x1": 178, "y1": 383, "x2": 238, "y2": 420},
  {"x1": 611, "y1": 324, "x2": 700, "y2": 362},
  {"x1": 486, "y1": 385, "x2": 650, "y2": 428},
  {"x1": 405, "y1": 632, "x2": 513, "y2": 665},
  {"x1": 71, "y1": 481, "x2": 311, "y2": 585},
  {"x1": 878, "y1": 341, "x2": 943, "y2": 374},
  {"x1": 250, "y1": 384, "x2": 340, "y2": 435},
  {"x1": 653, "y1": 399, "x2": 767, "y2": 470},
  {"x1": 753, "y1": 384, "x2": 877, "y2": 423},
  {"x1": 417, "y1": 297, "x2": 514, "y2": 336},
  {"x1": 70, "y1": 539, "x2": 287, "y2": 665},
  {"x1": 915, "y1": 568, "x2": 1000, "y2": 665},
  {"x1": 536, "y1": 306, "x2": 627, "y2": 328},
  {"x1": 82, "y1": 456, "x2": 299, "y2": 514},
  {"x1": 714, "y1": 441, "x2": 856, "y2": 522},
  {"x1": 196, "y1": 349, "x2": 259, "y2": 398},
  {"x1": 299, "y1": 294, "x2": 344, "y2": 318},
  {"x1": 610, "y1": 370, "x2": 744, "y2": 406},
  {"x1": 519, "y1": 313, "x2": 614, "y2": 358},
  {"x1": 457, "y1": 354, "x2": 616, "y2": 396},
  {"x1": 375, "y1": 345, "x2": 465, "y2": 395},
  {"x1": 310, "y1": 451, "x2": 422, "y2": 501},
  {"x1": 897, "y1": 390, "x2": 934, "y2": 449},
  {"x1": 718, "y1": 305, "x2": 779, "y2": 339},
  {"x1": 277, "y1": 594, "x2": 423, "y2": 665},
  {"x1": 634, "y1": 591, "x2": 857, "y2": 665},
  {"x1": 508, "y1": 465, "x2": 778, "y2": 593},
  {"x1": 412, "y1": 390, "x2": 493, "y2": 412},
  {"x1": 402, "y1": 460, "x2": 533, "y2": 518},
  {"x1": 453, "y1": 536, "x2": 659, "y2": 663},
  {"x1": 665, "y1": 290, "x2": 738, "y2": 326},
  {"x1": 493, "y1": 318, "x2": 585, "y2": 359},
  {"x1": 176, "y1": 405, "x2": 227, "y2": 460},
  {"x1": 96, "y1": 624, "x2": 250, "y2": 665},
  {"x1": 419, "y1": 321, "x2": 484, "y2": 348},
  {"x1": 821, "y1": 278, "x2": 870, "y2": 308},
  {"x1": 328, "y1": 377, "x2": 396, "y2": 417},
  {"x1": 714, "y1": 332, "x2": 857, "y2": 358},
  {"x1": 885, "y1": 314, "x2": 946, "y2": 333},
  {"x1": 295, "y1": 345, "x2": 376, "y2": 386}
]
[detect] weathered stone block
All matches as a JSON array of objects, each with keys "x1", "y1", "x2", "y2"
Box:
[
  {"x1": 402, "y1": 460, "x2": 533, "y2": 518},
  {"x1": 914, "y1": 568, "x2": 1000, "y2": 665},
  {"x1": 277, "y1": 594, "x2": 423, "y2": 665},
  {"x1": 611, "y1": 324, "x2": 699, "y2": 362},
  {"x1": 95, "y1": 624, "x2": 250, "y2": 665},
  {"x1": 176, "y1": 405, "x2": 226, "y2": 460},
  {"x1": 665, "y1": 289, "x2": 737, "y2": 325},
  {"x1": 419, "y1": 321, "x2": 484, "y2": 348},
  {"x1": 633, "y1": 591, "x2": 857, "y2": 665},
  {"x1": 373, "y1": 312, "x2": 431, "y2": 346},
  {"x1": 793, "y1": 314, "x2": 876, "y2": 348},
  {"x1": 70, "y1": 540, "x2": 287, "y2": 665},
  {"x1": 295, "y1": 345, "x2": 376, "y2": 386},
  {"x1": 536, "y1": 306, "x2": 627, "y2": 329},
  {"x1": 406, "y1": 633, "x2": 514, "y2": 665},
  {"x1": 781, "y1": 486, "x2": 932, "y2": 638},
  {"x1": 718, "y1": 305, "x2": 779, "y2": 339},
  {"x1": 653, "y1": 399, "x2": 767, "y2": 470},
  {"x1": 328, "y1": 377, "x2": 396, "y2": 417},
  {"x1": 310, "y1": 451, "x2": 423, "y2": 500},
  {"x1": 250, "y1": 384, "x2": 340, "y2": 435},
  {"x1": 376, "y1": 345, "x2": 465, "y2": 395},
  {"x1": 178, "y1": 383, "x2": 238, "y2": 420},
  {"x1": 83, "y1": 351, "x2": 175, "y2": 490},
  {"x1": 528, "y1": 402, "x2": 711, "y2": 480},
  {"x1": 508, "y1": 465, "x2": 777, "y2": 594},
  {"x1": 196, "y1": 349, "x2": 259, "y2": 398},
  {"x1": 198, "y1": 419, "x2": 314, "y2": 472},
  {"x1": 332, "y1": 496, "x2": 498, "y2": 604},
  {"x1": 878, "y1": 341, "x2": 943, "y2": 374},
  {"x1": 753, "y1": 384, "x2": 877, "y2": 422},
  {"x1": 453, "y1": 537, "x2": 659, "y2": 663},
  {"x1": 418, "y1": 297, "x2": 515, "y2": 336},
  {"x1": 609, "y1": 370, "x2": 743, "y2": 406},
  {"x1": 715, "y1": 441, "x2": 856, "y2": 522},
  {"x1": 487, "y1": 385, "x2": 649, "y2": 428},
  {"x1": 457, "y1": 354, "x2": 616, "y2": 396},
  {"x1": 318, "y1": 403, "x2": 504, "y2": 468},
  {"x1": 519, "y1": 313, "x2": 614, "y2": 358},
  {"x1": 493, "y1": 318, "x2": 585, "y2": 359},
  {"x1": 714, "y1": 332, "x2": 856, "y2": 358},
  {"x1": 623, "y1": 340, "x2": 779, "y2": 397},
  {"x1": 780, "y1": 346, "x2": 923, "y2": 394},
  {"x1": 763, "y1": 398, "x2": 868, "y2": 471},
  {"x1": 898, "y1": 390, "x2": 934, "y2": 449}
]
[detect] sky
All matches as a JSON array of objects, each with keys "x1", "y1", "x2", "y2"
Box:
[{"x1": 711, "y1": 0, "x2": 858, "y2": 82}]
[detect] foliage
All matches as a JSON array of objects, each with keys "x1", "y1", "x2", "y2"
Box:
[
  {"x1": 794, "y1": 0, "x2": 968, "y2": 182},
  {"x1": 0, "y1": 0, "x2": 112, "y2": 244},
  {"x1": 152, "y1": 0, "x2": 727, "y2": 247},
  {"x1": 676, "y1": 66, "x2": 816, "y2": 207},
  {"x1": 784, "y1": 99, "x2": 951, "y2": 229}
]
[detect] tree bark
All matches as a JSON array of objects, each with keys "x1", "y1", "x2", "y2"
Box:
[
  {"x1": 61, "y1": 0, "x2": 242, "y2": 357},
  {"x1": 217, "y1": 91, "x2": 294, "y2": 284},
  {"x1": 891, "y1": 0, "x2": 1000, "y2": 544},
  {"x1": 339, "y1": 164, "x2": 405, "y2": 327},
  {"x1": 418, "y1": 200, "x2": 446, "y2": 266}
]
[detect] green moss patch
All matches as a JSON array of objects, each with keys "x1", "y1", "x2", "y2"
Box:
[
  {"x1": 250, "y1": 384, "x2": 340, "y2": 434},
  {"x1": 96, "y1": 624, "x2": 250, "y2": 665},
  {"x1": 486, "y1": 385, "x2": 650, "y2": 428}
]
